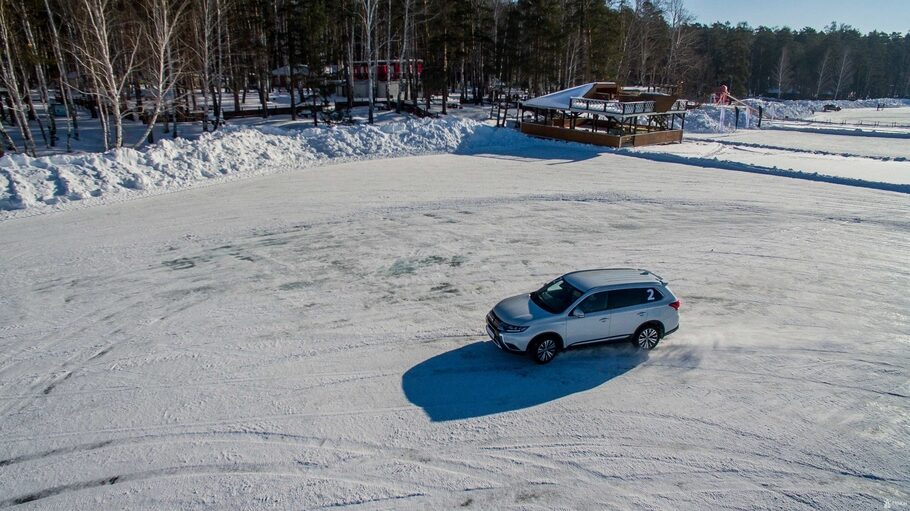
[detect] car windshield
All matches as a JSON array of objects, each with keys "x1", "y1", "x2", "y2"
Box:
[{"x1": 531, "y1": 277, "x2": 583, "y2": 314}]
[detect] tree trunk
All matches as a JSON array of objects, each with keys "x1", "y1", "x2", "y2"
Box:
[
  {"x1": 22, "y1": 14, "x2": 56, "y2": 147},
  {"x1": 0, "y1": 117, "x2": 15, "y2": 151},
  {"x1": 45, "y1": 0, "x2": 75, "y2": 149}
]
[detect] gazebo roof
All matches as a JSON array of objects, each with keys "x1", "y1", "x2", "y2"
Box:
[{"x1": 522, "y1": 82, "x2": 617, "y2": 110}]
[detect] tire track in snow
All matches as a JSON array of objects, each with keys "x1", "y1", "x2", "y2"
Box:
[
  {"x1": 0, "y1": 369, "x2": 397, "y2": 401},
  {"x1": 644, "y1": 360, "x2": 909, "y2": 399},
  {"x1": 0, "y1": 430, "x2": 383, "y2": 468},
  {"x1": 695, "y1": 137, "x2": 908, "y2": 162},
  {"x1": 0, "y1": 462, "x2": 425, "y2": 508},
  {"x1": 0, "y1": 282, "x2": 196, "y2": 418},
  {"x1": 1, "y1": 405, "x2": 420, "y2": 444}
]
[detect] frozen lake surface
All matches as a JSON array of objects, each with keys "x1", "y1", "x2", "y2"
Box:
[{"x1": 1, "y1": 139, "x2": 908, "y2": 508}]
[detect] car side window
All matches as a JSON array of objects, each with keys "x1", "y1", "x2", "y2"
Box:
[
  {"x1": 607, "y1": 288, "x2": 663, "y2": 309},
  {"x1": 576, "y1": 292, "x2": 609, "y2": 314}
]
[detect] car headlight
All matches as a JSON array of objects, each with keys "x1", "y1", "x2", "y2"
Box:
[{"x1": 500, "y1": 323, "x2": 529, "y2": 333}]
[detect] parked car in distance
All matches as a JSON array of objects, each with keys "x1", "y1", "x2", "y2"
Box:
[
  {"x1": 822, "y1": 104, "x2": 842, "y2": 112},
  {"x1": 486, "y1": 269, "x2": 680, "y2": 364}
]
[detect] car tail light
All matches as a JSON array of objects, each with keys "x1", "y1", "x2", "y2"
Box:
[{"x1": 669, "y1": 300, "x2": 681, "y2": 310}]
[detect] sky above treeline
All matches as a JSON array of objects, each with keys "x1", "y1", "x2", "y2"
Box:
[{"x1": 684, "y1": 0, "x2": 910, "y2": 34}]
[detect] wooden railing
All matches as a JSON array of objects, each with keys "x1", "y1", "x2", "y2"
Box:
[
  {"x1": 669, "y1": 99, "x2": 690, "y2": 112},
  {"x1": 569, "y1": 97, "x2": 656, "y2": 115}
]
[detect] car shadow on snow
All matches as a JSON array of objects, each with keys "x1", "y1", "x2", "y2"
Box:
[{"x1": 402, "y1": 340, "x2": 648, "y2": 421}]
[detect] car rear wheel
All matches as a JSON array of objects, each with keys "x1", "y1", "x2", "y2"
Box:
[
  {"x1": 529, "y1": 337, "x2": 559, "y2": 364},
  {"x1": 634, "y1": 325, "x2": 661, "y2": 350}
]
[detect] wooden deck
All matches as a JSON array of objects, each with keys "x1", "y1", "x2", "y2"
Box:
[{"x1": 520, "y1": 122, "x2": 683, "y2": 148}]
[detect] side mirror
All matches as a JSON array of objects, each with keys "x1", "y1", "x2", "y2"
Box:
[{"x1": 571, "y1": 309, "x2": 585, "y2": 318}]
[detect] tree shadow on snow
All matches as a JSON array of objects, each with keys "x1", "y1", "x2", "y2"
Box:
[{"x1": 402, "y1": 341, "x2": 648, "y2": 421}]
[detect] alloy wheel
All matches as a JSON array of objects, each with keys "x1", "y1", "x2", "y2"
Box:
[
  {"x1": 537, "y1": 339, "x2": 557, "y2": 362},
  {"x1": 638, "y1": 328, "x2": 659, "y2": 349}
]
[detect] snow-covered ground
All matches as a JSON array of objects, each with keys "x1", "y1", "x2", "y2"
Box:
[
  {"x1": 6, "y1": 110, "x2": 910, "y2": 217},
  {"x1": 1, "y1": 124, "x2": 909, "y2": 508},
  {"x1": 687, "y1": 129, "x2": 910, "y2": 161},
  {"x1": 633, "y1": 133, "x2": 910, "y2": 190},
  {"x1": 809, "y1": 107, "x2": 910, "y2": 127},
  {"x1": 745, "y1": 98, "x2": 910, "y2": 121},
  {"x1": 637, "y1": 108, "x2": 910, "y2": 193},
  {"x1": 0, "y1": 118, "x2": 486, "y2": 215}
]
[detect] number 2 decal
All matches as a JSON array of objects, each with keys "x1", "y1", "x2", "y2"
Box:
[{"x1": 646, "y1": 289, "x2": 655, "y2": 301}]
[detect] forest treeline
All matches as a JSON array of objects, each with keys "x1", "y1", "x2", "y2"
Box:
[{"x1": 1, "y1": 0, "x2": 908, "y2": 154}]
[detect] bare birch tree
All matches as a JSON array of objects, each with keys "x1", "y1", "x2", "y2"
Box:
[
  {"x1": 357, "y1": 0, "x2": 379, "y2": 123},
  {"x1": 773, "y1": 46, "x2": 792, "y2": 98},
  {"x1": 0, "y1": 0, "x2": 37, "y2": 156},
  {"x1": 662, "y1": 0, "x2": 696, "y2": 86},
  {"x1": 395, "y1": 0, "x2": 413, "y2": 112},
  {"x1": 70, "y1": 0, "x2": 141, "y2": 149},
  {"x1": 134, "y1": 0, "x2": 186, "y2": 147},
  {"x1": 814, "y1": 48, "x2": 832, "y2": 98},
  {"x1": 191, "y1": 0, "x2": 217, "y2": 132},
  {"x1": 43, "y1": 0, "x2": 78, "y2": 150},
  {"x1": 833, "y1": 48, "x2": 853, "y2": 100},
  {"x1": 19, "y1": 9, "x2": 56, "y2": 148}
]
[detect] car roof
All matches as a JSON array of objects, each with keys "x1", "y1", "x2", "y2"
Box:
[{"x1": 562, "y1": 268, "x2": 665, "y2": 292}]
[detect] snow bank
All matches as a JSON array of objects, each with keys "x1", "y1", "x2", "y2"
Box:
[
  {"x1": 684, "y1": 105, "x2": 759, "y2": 133},
  {"x1": 0, "y1": 118, "x2": 481, "y2": 213},
  {"x1": 3, "y1": 107, "x2": 908, "y2": 215},
  {"x1": 683, "y1": 97, "x2": 910, "y2": 134},
  {"x1": 742, "y1": 97, "x2": 910, "y2": 120},
  {"x1": 628, "y1": 143, "x2": 910, "y2": 194}
]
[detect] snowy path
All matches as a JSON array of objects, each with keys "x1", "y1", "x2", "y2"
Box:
[
  {"x1": 687, "y1": 130, "x2": 910, "y2": 161},
  {"x1": 808, "y1": 107, "x2": 910, "y2": 126},
  {"x1": 0, "y1": 148, "x2": 907, "y2": 509},
  {"x1": 631, "y1": 130, "x2": 910, "y2": 192}
]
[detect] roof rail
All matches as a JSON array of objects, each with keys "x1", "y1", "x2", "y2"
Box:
[{"x1": 639, "y1": 269, "x2": 667, "y2": 283}]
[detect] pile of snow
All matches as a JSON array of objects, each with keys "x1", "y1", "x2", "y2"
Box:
[
  {"x1": 0, "y1": 118, "x2": 485, "y2": 213},
  {"x1": 684, "y1": 105, "x2": 760, "y2": 133},
  {"x1": 4, "y1": 105, "x2": 907, "y2": 215}
]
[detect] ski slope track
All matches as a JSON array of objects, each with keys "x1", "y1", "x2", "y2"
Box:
[{"x1": 0, "y1": 111, "x2": 909, "y2": 509}]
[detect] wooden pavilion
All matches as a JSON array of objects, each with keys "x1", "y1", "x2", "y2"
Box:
[{"x1": 519, "y1": 82, "x2": 690, "y2": 148}]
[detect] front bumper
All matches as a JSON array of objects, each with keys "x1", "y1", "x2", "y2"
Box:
[{"x1": 486, "y1": 324, "x2": 522, "y2": 352}]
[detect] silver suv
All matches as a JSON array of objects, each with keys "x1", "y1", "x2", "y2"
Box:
[{"x1": 486, "y1": 269, "x2": 680, "y2": 363}]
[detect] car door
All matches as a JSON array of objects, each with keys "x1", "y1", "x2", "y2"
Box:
[
  {"x1": 607, "y1": 287, "x2": 663, "y2": 338},
  {"x1": 564, "y1": 291, "x2": 611, "y2": 346}
]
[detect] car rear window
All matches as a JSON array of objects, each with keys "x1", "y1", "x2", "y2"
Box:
[{"x1": 607, "y1": 288, "x2": 663, "y2": 309}]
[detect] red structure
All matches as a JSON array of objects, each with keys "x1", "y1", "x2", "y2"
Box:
[{"x1": 711, "y1": 85, "x2": 731, "y2": 105}]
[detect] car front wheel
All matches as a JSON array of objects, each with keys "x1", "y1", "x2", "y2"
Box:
[
  {"x1": 634, "y1": 325, "x2": 662, "y2": 350},
  {"x1": 529, "y1": 337, "x2": 559, "y2": 364}
]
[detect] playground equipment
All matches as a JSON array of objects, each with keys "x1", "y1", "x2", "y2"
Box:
[{"x1": 709, "y1": 85, "x2": 763, "y2": 129}]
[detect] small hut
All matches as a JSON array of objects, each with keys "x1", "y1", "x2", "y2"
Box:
[{"x1": 519, "y1": 82, "x2": 689, "y2": 148}]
